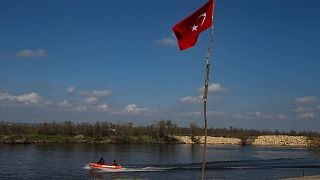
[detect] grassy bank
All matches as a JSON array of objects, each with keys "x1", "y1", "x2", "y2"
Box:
[
  {"x1": 1, "y1": 121, "x2": 320, "y2": 147},
  {"x1": 0, "y1": 134, "x2": 168, "y2": 144}
]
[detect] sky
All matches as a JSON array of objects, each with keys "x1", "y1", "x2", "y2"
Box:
[{"x1": 0, "y1": 0, "x2": 320, "y2": 131}]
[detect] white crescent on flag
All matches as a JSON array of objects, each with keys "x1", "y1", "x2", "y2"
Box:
[
  {"x1": 198, "y1": 13, "x2": 207, "y2": 26},
  {"x1": 191, "y1": 13, "x2": 207, "y2": 31}
]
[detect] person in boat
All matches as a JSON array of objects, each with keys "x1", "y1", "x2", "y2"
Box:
[
  {"x1": 111, "y1": 160, "x2": 118, "y2": 166},
  {"x1": 97, "y1": 157, "x2": 105, "y2": 165}
]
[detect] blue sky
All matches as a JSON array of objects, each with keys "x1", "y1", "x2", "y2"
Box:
[{"x1": 1, "y1": 0, "x2": 320, "y2": 131}]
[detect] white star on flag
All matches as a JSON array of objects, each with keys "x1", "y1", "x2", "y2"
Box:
[{"x1": 191, "y1": 24, "x2": 198, "y2": 31}]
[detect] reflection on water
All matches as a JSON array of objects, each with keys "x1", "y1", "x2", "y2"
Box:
[{"x1": 0, "y1": 144, "x2": 319, "y2": 179}]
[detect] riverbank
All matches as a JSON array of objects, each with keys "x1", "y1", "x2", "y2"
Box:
[
  {"x1": 0, "y1": 134, "x2": 316, "y2": 147},
  {"x1": 284, "y1": 175, "x2": 320, "y2": 179},
  {"x1": 0, "y1": 134, "x2": 165, "y2": 144},
  {"x1": 172, "y1": 135, "x2": 311, "y2": 147},
  {"x1": 172, "y1": 135, "x2": 242, "y2": 145}
]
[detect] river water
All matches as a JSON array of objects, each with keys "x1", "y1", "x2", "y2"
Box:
[{"x1": 0, "y1": 144, "x2": 320, "y2": 179}]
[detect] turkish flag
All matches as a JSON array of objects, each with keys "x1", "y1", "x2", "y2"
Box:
[{"x1": 172, "y1": 0, "x2": 214, "y2": 51}]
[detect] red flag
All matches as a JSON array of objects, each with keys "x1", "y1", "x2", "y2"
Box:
[{"x1": 172, "y1": 0, "x2": 214, "y2": 51}]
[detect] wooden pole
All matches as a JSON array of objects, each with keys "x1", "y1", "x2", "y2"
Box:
[{"x1": 201, "y1": 3, "x2": 215, "y2": 180}]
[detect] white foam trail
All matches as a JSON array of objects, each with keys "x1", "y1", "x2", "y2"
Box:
[
  {"x1": 83, "y1": 164, "x2": 91, "y2": 170},
  {"x1": 99, "y1": 167, "x2": 168, "y2": 172},
  {"x1": 86, "y1": 165, "x2": 171, "y2": 172}
]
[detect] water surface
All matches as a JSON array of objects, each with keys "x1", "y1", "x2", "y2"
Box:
[{"x1": 0, "y1": 144, "x2": 320, "y2": 179}]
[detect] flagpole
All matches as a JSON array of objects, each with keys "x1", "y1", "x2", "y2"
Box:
[{"x1": 201, "y1": 1, "x2": 215, "y2": 180}]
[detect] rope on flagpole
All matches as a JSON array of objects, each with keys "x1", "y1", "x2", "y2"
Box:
[{"x1": 201, "y1": 2, "x2": 215, "y2": 180}]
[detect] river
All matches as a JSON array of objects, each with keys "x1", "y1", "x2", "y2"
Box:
[{"x1": 0, "y1": 144, "x2": 320, "y2": 179}]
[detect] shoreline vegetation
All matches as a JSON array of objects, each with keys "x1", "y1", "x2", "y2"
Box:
[{"x1": 1, "y1": 121, "x2": 320, "y2": 149}]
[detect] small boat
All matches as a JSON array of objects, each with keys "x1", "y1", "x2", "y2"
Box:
[{"x1": 88, "y1": 163, "x2": 122, "y2": 170}]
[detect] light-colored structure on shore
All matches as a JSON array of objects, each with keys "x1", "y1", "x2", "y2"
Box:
[
  {"x1": 252, "y1": 135, "x2": 308, "y2": 147},
  {"x1": 173, "y1": 135, "x2": 242, "y2": 145},
  {"x1": 173, "y1": 135, "x2": 310, "y2": 147},
  {"x1": 283, "y1": 175, "x2": 320, "y2": 180}
]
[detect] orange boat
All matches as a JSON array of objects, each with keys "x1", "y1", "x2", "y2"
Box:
[{"x1": 89, "y1": 163, "x2": 123, "y2": 170}]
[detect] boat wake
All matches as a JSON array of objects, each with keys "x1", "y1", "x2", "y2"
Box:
[
  {"x1": 85, "y1": 158, "x2": 320, "y2": 173},
  {"x1": 103, "y1": 167, "x2": 171, "y2": 172},
  {"x1": 84, "y1": 165, "x2": 170, "y2": 172}
]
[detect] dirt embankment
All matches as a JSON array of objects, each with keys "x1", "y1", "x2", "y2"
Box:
[
  {"x1": 173, "y1": 135, "x2": 310, "y2": 147},
  {"x1": 172, "y1": 136, "x2": 242, "y2": 145},
  {"x1": 251, "y1": 135, "x2": 308, "y2": 147},
  {"x1": 0, "y1": 134, "x2": 312, "y2": 146}
]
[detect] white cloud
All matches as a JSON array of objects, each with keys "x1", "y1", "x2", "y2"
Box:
[
  {"x1": 296, "y1": 96, "x2": 318, "y2": 104},
  {"x1": 67, "y1": 86, "x2": 76, "y2": 94},
  {"x1": 74, "y1": 105, "x2": 88, "y2": 112},
  {"x1": 68, "y1": 86, "x2": 111, "y2": 98},
  {"x1": 16, "y1": 49, "x2": 46, "y2": 58},
  {"x1": 198, "y1": 83, "x2": 226, "y2": 93},
  {"x1": 180, "y1": 83, "x2": 226, "y2": 104},
  {"x1": 179, "y1": 95, "x2": 202, "y2": 103},
  {"x1": 97, "y1": 103, "x2": 109, "y2": 112},
  {"x1": 89, "y1": 90, "x2": 111, "y2": 97},
  {"x1": 0, "y1": 91, "x2": 49, "y2": 105},
  {"x1": 67, "y1": 86, "x2": 112, "y2": 105},
  {"x1": 86, "y1": 97, "x2": 98, "y2": 104},
  {"x1": 233, "y1": 111, "x2": 262, "y2": 120},
  {"x1": 155, "y1": 38, "x2": 176, "y2": 46},
  {"x1": 233, "y1": 113, "x2": 243, "y2": 119},
  {"x1": 178, "y1": 111, "x2": 202, "y2": 117},
  {"x1": 59, "y1": 99, "x2": 81, "y2": 109},
  {"x1": 207, "y1": 111, "x2": 227, "y2": 116},
  {"x1": 177, "y1": 110, "x2": 226, "y2": 117},
  {"x1": 123, "y1": 104, "x2": 146, "y2": 114},
  {"x1": 60, "y1": 100, "x2": 104, "y2": 112},
  {"x1": 297, "y1": 112, "x2": 315, "y2": 119},
  {"x1": 60, "y1": 100, "x2": 72, "y2": 107},
  {"x1": 15, "y1": 92, "x2": 42, "y2": 104}
]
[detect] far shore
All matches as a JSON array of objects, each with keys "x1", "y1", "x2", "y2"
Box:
[
  {"x1": 0, "y1": 134, "x2": 317, "y2": 147},
  {"x1": 283, "y1": 175, "x2": 320, "y2": 180},
  {"x1": 173, "y1": 135, "x2": 311, "y2": 147},
  {"x1": 2, "y1": 121, "x2": 319, "y2": 147}
]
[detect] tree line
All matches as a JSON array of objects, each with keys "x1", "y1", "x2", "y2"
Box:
[{"x1": 1, "y1": 120, "x2": 319, "y2": 139}]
